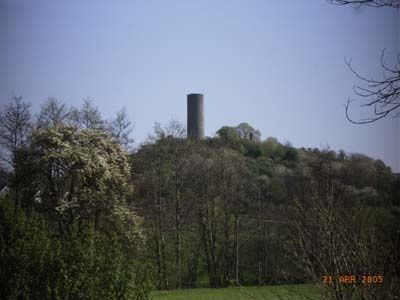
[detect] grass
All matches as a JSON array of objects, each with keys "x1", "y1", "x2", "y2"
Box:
[{"x1": 151, "y1": 284, "x2": 320, "y2": 300}]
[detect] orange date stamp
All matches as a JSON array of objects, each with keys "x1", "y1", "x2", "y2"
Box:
[{"x1": 322, "y1": 275, "x2": 384, "y2": 284}]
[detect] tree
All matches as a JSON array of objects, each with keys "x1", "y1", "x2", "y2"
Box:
[
  {"x1": 0, "y1": 96, "x2": 31, "y2": 169},
  {"x1": 0, "y1": 97, "x2": 32, "y2": 210},
  {"x1": 289, "y1": 184, "x2": 399, "y2": 299},
  {"x1": 328, "y1": 0, "x2": 400, "y2": 123},
  {"x1": 236, "y1": 123, "x2": 261, "y2": 141},
  {"x1": 70, "y1": 98, "x2": 105, "y2": 130},
  {"x1": 217, "y1": 123, "x2": 261, "y2": 142},
  {"x1": 133, "y1": 141, "x2": 170, "y2": 290},
  {"x1": 143, "y1": 120, "x2": 192, "y2": 289},
  {"x1": 26, "y1": 125, "x2": 142, "y2": 241},
  {"x1": 36, "y1": 97, "x2": 70, "y2": 129},
  {"x1": 133, "y1": 120, "x2": 189, "y2": 289},
  {"x1": 150, "y1": 120, "x2": 186, "y2": 141},
  {"x1": 0, "y1": 191, "x2": 151, "y2": 300},
  {"x1": 287, "y1": 153, "x2": 400, "y2": 300},
  {"x1": 186, "y1": 146, "x2": 250, "y2": 288},
  {"x1": 154, "y1": 121, "x2": 190, "y2": 289},
  {"x1": 108, "y1": 107, "x2": 134, "y2": 150},
  {"x1": 217, "y1": 126, "x2": 240, "y2": 141}
]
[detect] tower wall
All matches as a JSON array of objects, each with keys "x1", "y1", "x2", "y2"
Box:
[{"x1": 187, "y1": 93, "x2": 204, "y2": 139}]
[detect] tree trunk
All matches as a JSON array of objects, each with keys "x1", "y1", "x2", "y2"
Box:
[
  {"x1": 257, "y1": 187, "x2": 262, "y2": 287},
  {"x1": 175, "y1": 191, "x2": 181, "y2": 289},
  {"x1": 235, "y1": 215, "x2": 240, "y2": 285}
]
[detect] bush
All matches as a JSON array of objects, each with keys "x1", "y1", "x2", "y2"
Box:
[{"x1": 0, "y1": 197, "x2": 152, "y2": 300}]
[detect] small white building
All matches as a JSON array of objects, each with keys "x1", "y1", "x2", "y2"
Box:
[{"x1": 0, "y1": 186, "x2": 10, "y2": 197}]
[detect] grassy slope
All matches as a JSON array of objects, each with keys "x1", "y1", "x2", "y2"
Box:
[{"x1": 151, "y1": 284, "x2": 319, "y2": 300}]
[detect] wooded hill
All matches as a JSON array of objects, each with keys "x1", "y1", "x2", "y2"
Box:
[
  {"x1": 132, "y1": 121, "x2": 400, "y2": 298},
  {"x1": 0, "y1": 97, "x2": 399, "y2": 300}
]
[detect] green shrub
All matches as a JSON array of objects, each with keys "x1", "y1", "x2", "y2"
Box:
[{"x1": 0, "y1": 197, "x2": 152, "y2": 300}]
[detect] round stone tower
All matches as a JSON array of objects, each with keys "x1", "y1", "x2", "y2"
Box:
[{"x1": 187, "y1": 93, "x2": 204, "y2": 139}]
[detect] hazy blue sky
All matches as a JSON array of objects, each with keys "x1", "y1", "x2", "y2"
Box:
[{"x1": 1, "y1": 0, "x2": 399, "y2": 171}]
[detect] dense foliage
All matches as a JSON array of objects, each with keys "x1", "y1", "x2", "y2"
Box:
[
  {"x1": 0, "y1": 197, "x2": 152, "y2": 300},
  {"x1": 132, "y1": 121, "x2": 400, "y2": 299},
  {"x1": 0, "y1": 96, "x2": 399, "y2": 300},
  {"x1": 0, "y1": 97, "x2": 150, "y2": 300}
]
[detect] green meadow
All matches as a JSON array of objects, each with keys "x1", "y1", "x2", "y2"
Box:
[{"x1": 151, "y1": 284, "x2": 319, "y2": 300}]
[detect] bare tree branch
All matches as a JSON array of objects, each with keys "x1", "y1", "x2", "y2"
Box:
[
  {"x1": 36, "y1": 97, "x2": 70, "y2": 129},
  {"x1": 107, "y1": 107, "x2": 134, "y2": 149},
  {"x1": 344, "y1": 50, "x2": 400, "y2": 124},
  {"x1": 0, "y1": 96, "x2": 32, "y2": 168},
  {"x1": 328, "y1": 0, "x2": 400, "y2": 8}
]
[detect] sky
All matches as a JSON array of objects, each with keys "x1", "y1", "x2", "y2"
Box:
[{"x1": 0, "y1": 0, "x2": 399, "y2": 172}]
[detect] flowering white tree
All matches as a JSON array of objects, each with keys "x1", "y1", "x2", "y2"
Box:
[{"x1": 27, "y1": 125, "x2": 143, "y2": 243}]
